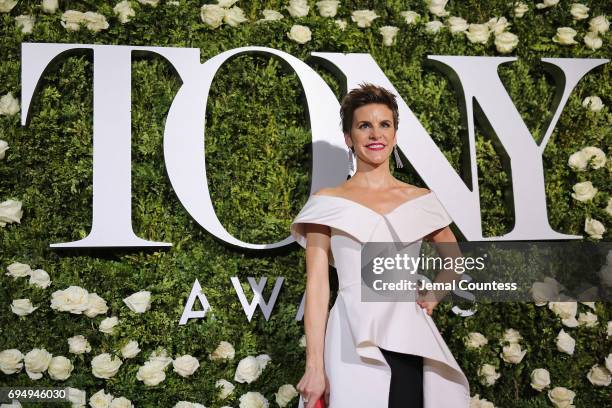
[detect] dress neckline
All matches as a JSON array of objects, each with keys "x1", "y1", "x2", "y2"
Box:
[{"x1": 312, "y1": 191, "x2": 433, "y2": 218}]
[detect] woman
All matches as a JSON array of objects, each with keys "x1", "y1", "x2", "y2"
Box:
[{"x1": 290, "y1": 83, "x2": 470, "y2": 408}]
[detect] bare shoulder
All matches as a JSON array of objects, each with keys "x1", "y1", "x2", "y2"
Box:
[{"x1": 313, "y1": 184, "x2": 348, "y2": 197}]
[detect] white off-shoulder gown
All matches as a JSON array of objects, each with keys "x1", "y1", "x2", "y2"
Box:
[{"x1": 290, "y1": 190, "x2": 470, "y2": 408}]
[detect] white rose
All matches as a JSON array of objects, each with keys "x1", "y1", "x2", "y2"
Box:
[
  {"x1": 495, "y1": 31, "x2": 519, "y2": 54},
  {"x1": 465, "y1": 332, "x2": 488, "y2": 348},
  {"x1": 584, "y1": 217, "x2": 605, "y2": 240},
  {"x1": 0, "y1": 139, "x2": 8, "y2": 159},
  {"x1": 275, "y1": 384, "x2": 298, "y2": 407},
  {"x1": 427, "y1": 0, "x2": 449, "y2": 17},
  {"x1": 351, "y1": 9, "x2": 379, "y2": 28},
  {"x1": 580, "y1": 301, "x2": 596, "y2": 310},
  {"x1": 400, "y1": 11, "x2": 420, "y2": 25},
  {"x1": 513, "y1": 2, "x2": 529, "y2": 18},
  {"x1": 11, "y1": 299, "x2": 38, "y2": 316},
  {"x1": 67, "y1": 387, "x2": 87, "y2": 408},
  {"x1": 174, "y1": 402, "x2": 193, "y2": 408},
  {"x1": 530, "y1": 368, "x2": 551, "y2": 391},
  {"x1": 15, "y1": 15, "x2": 35, "y2": 34},
  {"x1": 478, "y1": 363, "x2": 500, "y2": 386},
  {"x1": 61, "y1": 10, "x2": 84, "y2": 31},
  {"x1": 210, "y1": 341, "x2": 235, "y2": 361},
  {"x1": 548, "y1": 301, "x2": 579, "y2": 327},
  {"x1": 50, "y1": 286, "x2": 90, "y2": 314},
  {"x1": 334, "y1": 19, "x2": 346, "y2": 30},
  {"x1": 570, "y1": 3, "x2": 589, "y2": 20},
  {"x1": 149, "y1": 348, "x2": 173, "y2": 369},
  {"x1": 466, "y1": 23, "x2": 490, "y2": 44},
  {"x1": 110, "y1": 397, "x2": 133, "y2": 408},
  {"x1": 587, "y1": 364, "x2": 611, "y2": 386},
  {"x1": 547, "y1": 386, "x2": 575, "y2": 408},
  {"x1": 28, "y1": 269, "x2": 51, "y2": 289},
  {"x1": 0, "y1": 349, "x2": 23, "y2": 374},
  {"x1": 581, "y1": 146, "x2": 606, "y2": 168},
  {"x1": 238, "y1": 391, "x2": 268, "y2": 408},
  {"x1": 285, "y1": 0, "x2": 309, "y2": 18},
  {"x1": 425, "y1": 20, "x2": 444, "y2": 34},
  {"x1": 91, "y1": 353, "x2": 122, "y2": 379},
  {"x1": 299, "y1": 334, "x2": 306, "y2": 348},
  {"x1": 0, "y1": 0, "x2": 17, "y2": 13},
  {"x1": 487, "y1": 17, "x2": 510, "y2": 35},
  {"x1": 82, "y1": 11, "x2": 109, "y2": 32},
  {"x1": 172, "y1": 355, "x2": 199, "y2": 377},
  {"x1": 215, "y1": 378, "x2": 235, "y2": 399},
  {"x1": 571, "y1": 181, "x2": 597, "y2": 202},
  {"x1": 200, "y1": 5, "x2": 225, "y2": 28},
  {"x1": 137, "y1": 0, "x2": 159, "y2": 6},
  {"x1": 606, "y1": 353, "x2": 612, "y2": 372},
  {"x1": 256, "y1": 353, "x2": 271, "y2": 370},
  {"x1": 379, "y1": 26, "x2": 399, "y2": 46},
  {"x1": 536, "y1": 0, "x2": 559, "y2": 9},
  {"x1": 552, "y1": 27, "x2": 577, "y2": 45},
  {"x1": 234, "y1": 355, "x2": 263, "y2": 384},
  {"x1": 530, "y1": 278, "x2": 561, "y2": 305},
  {"x1": 85, "y1": 293, "x2": 108, "y2": 317},
  {"x1": 568, "y1": 150, "x2": 588, "y2": 171},
  {"x1": 0, "y1": 199, "x2": 23, "y2": 226},
  {"x1": 24, "y1": 348, "x2": 52, "y2": 380},
  {"x1": 68, "y1": 335, "x2": 91, "y2": 354},
  {"x1": 223, "y1": 6, "x2": 248, "y2": 27},
  {"x1": 136, "y1": 360, "x2": 167, "y2": 386},
  {"x1": 113, "y1": 1, "x2": 135, "y2": 24},
  {"x1": 589, "y1": 15, "x2": 610, "y2": 34},
  {"x1": 261, "y1": 9, "x2": 283, "y2": 21},
  {"x1": 48, "y1": 356, "x2": 73, "y2": 380},
  {"x1": 6, "y1": 262, "x2": 32, "y2": 278},
  {"x1": 582, "y1": 96, "x2": 604, "y2": 112},
  {"x1": 501, "y1": 328, "x2": 523, "y2": 344},
  {"x1": 99, "y1": 316, "x2": 119, "y2": 334},
  {"x1": 556, "y1": 329, "x2": 575, "y2": 355},
  {"x1": 123, "y1": 290, "x2": 151, "y2": 313},
  {"x1": 577, "y1": 311, "x2": 598, "y2": 327},
  {"x1": 287, "y1": 24, "x2": 311, "y2": 44},
  {"x1": 0, "y1": 92, "x2": 19, "y2": 116},
  {"x1": 217, "y1": 0, "x2": 238, "y2": 7},
  {"x1": 89, "y1": 389, "x2": 113, "y2": 408},
  {"x1": 316, "y1": 0, "x2": 338, "y2": 18},
  {"x1": 447, "y1": 17, "x2": 468, "y2": 34},
  {"x1": 121, "y1": 340, "x2": 140, "y2": 359},
  {"x1": 584, "y1": 32, "x2": 602, "y2": 50},
  {"x1": 41, "y1": 0, "x2": 58, "y2": 14},
  {"x1": 500, "y1": 343, "x2": 527, "y2": 364}
]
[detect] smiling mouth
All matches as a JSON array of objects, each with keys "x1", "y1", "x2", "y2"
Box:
[{"x1": 365, "y1": 143, "x2": 385, "y2": 150}]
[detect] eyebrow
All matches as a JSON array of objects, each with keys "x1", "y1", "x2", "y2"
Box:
[{"x1": 357, "y1": 119, "x2": 392, "y2": 124}]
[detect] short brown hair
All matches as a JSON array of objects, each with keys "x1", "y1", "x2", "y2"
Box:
[{"x1": 339, "y1": 82, "x2": 399, "y2": 134}]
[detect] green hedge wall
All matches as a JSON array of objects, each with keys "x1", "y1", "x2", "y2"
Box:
[{"x1": 0, "y1": 1, "x2": 610, "y2": 407}]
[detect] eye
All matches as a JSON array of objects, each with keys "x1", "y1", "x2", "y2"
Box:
[{"x1": 359, "y1": 123, "x2": 370, "y2": 129}]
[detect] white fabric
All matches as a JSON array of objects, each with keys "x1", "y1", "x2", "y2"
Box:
[{"x1": 291, "y1": 191, "x2": 470, "y2": 408}]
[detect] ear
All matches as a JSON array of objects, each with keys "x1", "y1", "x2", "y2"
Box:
[{"x1": 344, "y1": 132, "x2": 353, "y2": 149}]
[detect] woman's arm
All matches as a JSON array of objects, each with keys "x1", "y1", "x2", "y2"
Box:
[
  {"x1": 297, "y1": 223, "x2": 331, "y2": 407},
  {"x1": 304, "y1": 223, "x2": 331, "y2": 369}
]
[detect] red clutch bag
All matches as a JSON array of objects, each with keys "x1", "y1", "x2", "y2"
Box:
[{"x1": 314, "y1": 396, "x2": 326, "y2": 408}]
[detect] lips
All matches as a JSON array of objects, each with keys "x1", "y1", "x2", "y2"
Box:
[{"x1": 365, "y1": 143, "x2": 385, "y2": 150}]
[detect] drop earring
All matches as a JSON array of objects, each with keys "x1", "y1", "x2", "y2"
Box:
[
  {"x1": 348, "y1": 146, "x2": 355, "y2": 173},
  {"x1": 393, "y1": 145, "x2": 404, "y2": 169}
]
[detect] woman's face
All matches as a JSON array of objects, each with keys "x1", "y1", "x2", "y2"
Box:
[{"x1": 345, "y1": 103, "x2": 396, "y2": 166}]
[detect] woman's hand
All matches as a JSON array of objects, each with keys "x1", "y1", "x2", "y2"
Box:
[
  {"x1": 416, "y1": 291, "x2": 439, "y2": 316},
  {"x1": 296, "y1": 366, "x2": 329, "y2": 408}
]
